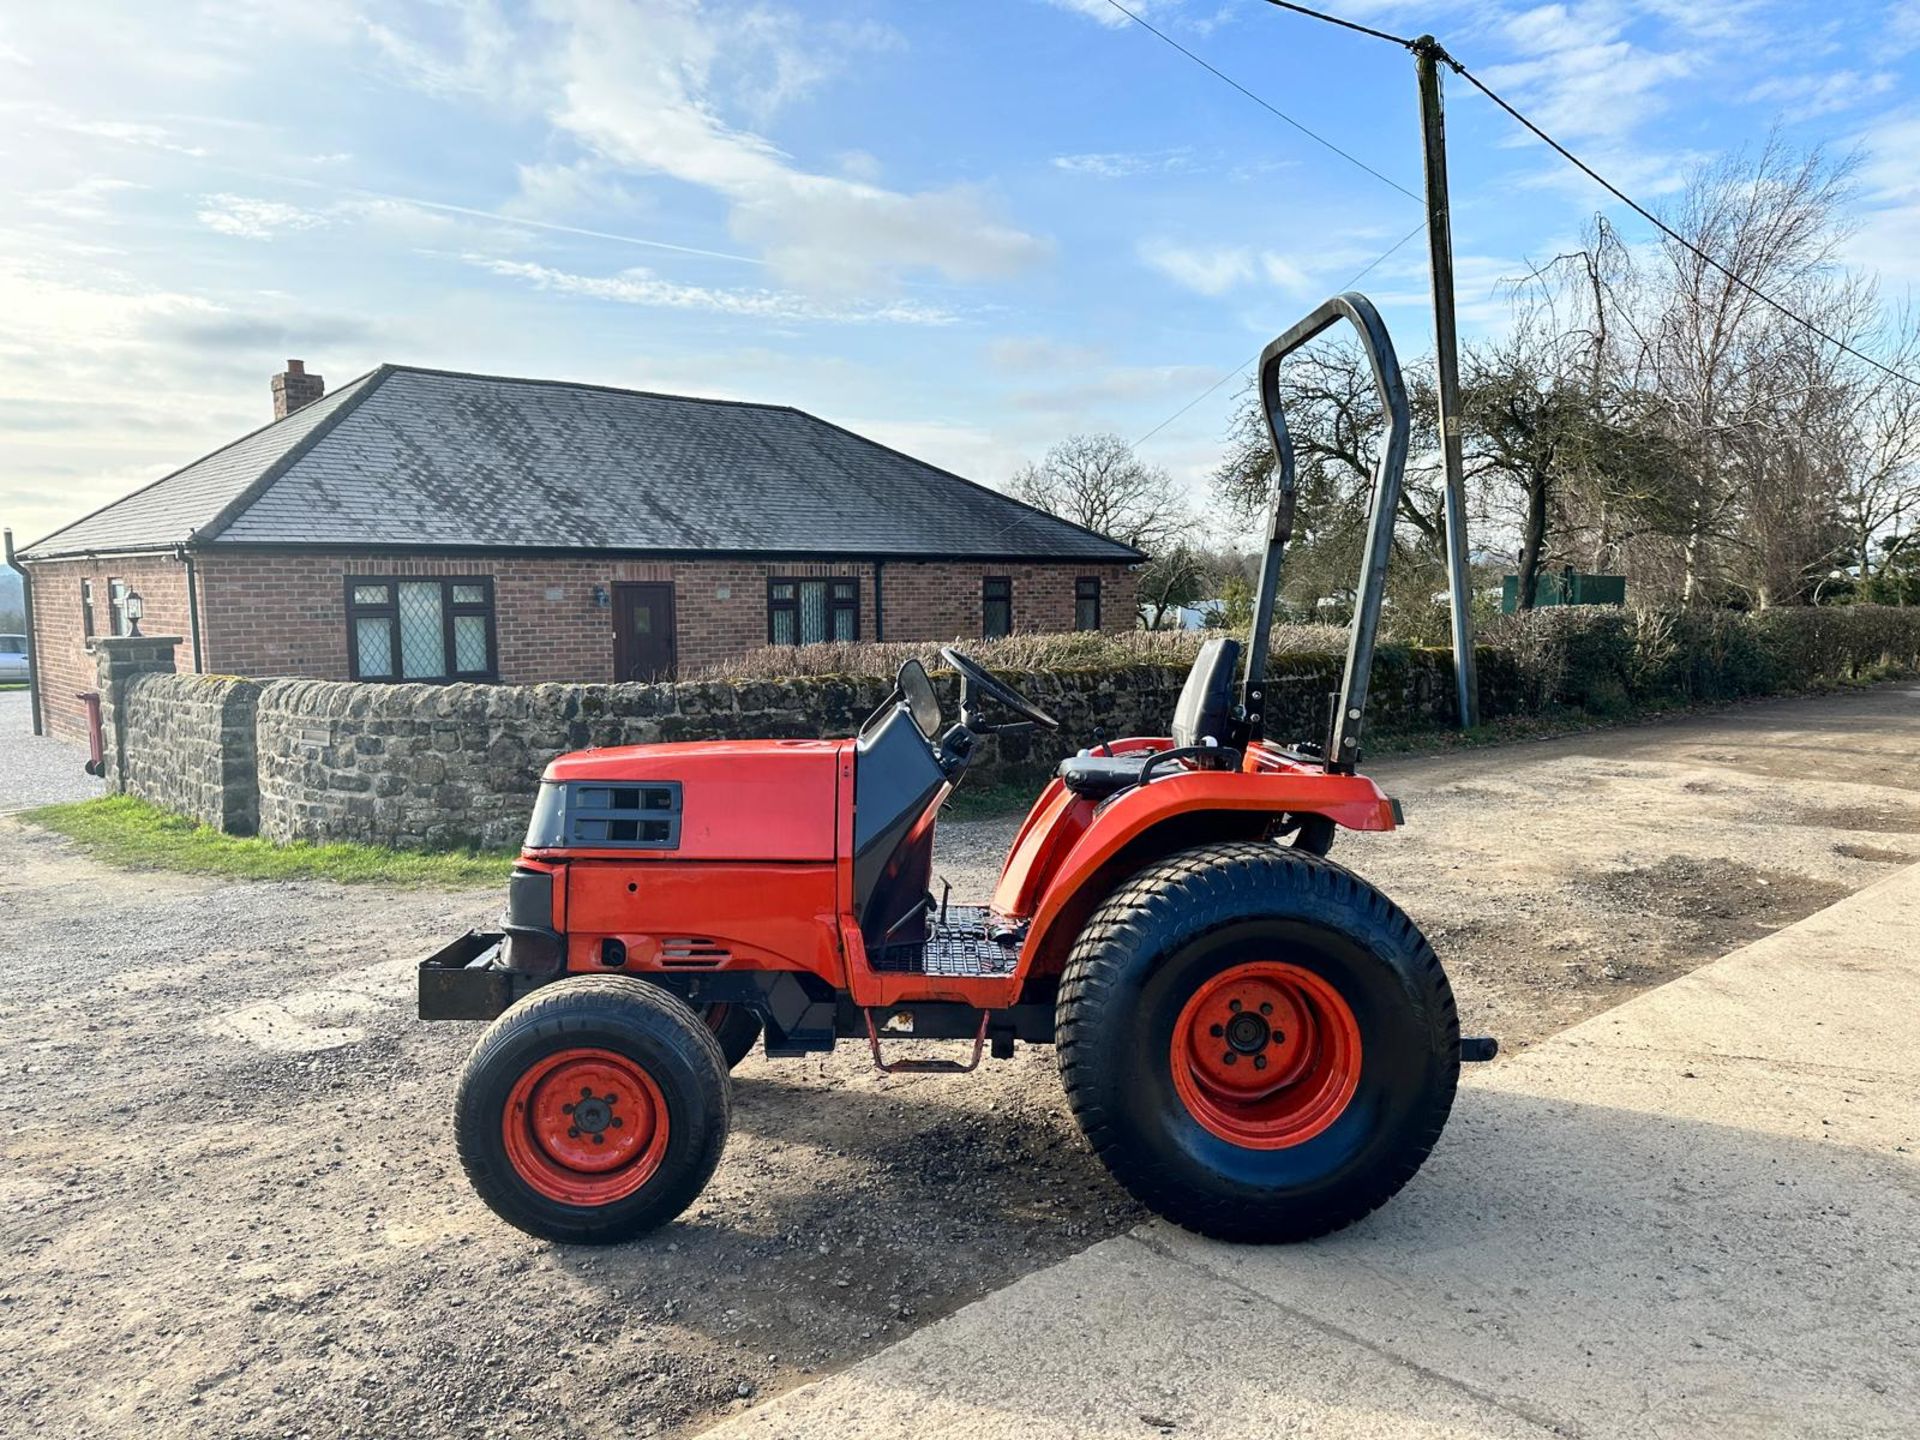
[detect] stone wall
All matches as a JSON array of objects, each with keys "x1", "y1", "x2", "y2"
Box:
[
  {"x1": 250, "y1": 665, "x2": 1197, "y2": 849},
  {"x1": 234, "y1": 652, "x2": 1460, "y2": 850},
  {"x1": 102, "y1": 638, "x2": 1467, "y2": 850},
  {"x1": 122, "y1": 672, "x2": 263, "y2": 834}
]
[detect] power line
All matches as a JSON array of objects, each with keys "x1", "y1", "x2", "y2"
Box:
[
  {"x1": 1241, "y1": 3, "x2": 1920, "y2": 388},
  {"x1": 1131, "y1": 218, "x2": 1427, "y2": 448},
  {"x1": 1099, "y1": 0, "x2": 1420, "y2": 203},
  {"x1": 1444, "y1": 56, "x2": 1920, "y2": 390},
  {"x1": 1257, "y1": 0, "x2": 1413, "y2": 48}
]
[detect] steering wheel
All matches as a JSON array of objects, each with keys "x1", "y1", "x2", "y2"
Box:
[{"x1": 940, "y1": 646, "x2": 1060, "y2": 732}]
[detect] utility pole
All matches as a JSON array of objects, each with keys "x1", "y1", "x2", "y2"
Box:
[{"x1": 1413, "y1": 35, "x2": 1481, "y2": 728}]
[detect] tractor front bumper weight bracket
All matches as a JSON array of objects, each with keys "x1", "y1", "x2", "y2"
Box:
[
  {"x1": 419, "y1": 930, "x2": 542, "y2": 1021},
  {"x1": 1459, "y1": 1036, "x2": 1499, "y2": 1063}
]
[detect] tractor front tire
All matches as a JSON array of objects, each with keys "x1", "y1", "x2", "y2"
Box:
[
  {"x1": 455, "y1": 976, "x2": 729, "y2": 1245},
  {"x1": 1057, "y1": 842, "x2": 1458, "y2": 1243},
  {"x1": 698, "y1": 1004, "x2": 764, "y2": 1070}
]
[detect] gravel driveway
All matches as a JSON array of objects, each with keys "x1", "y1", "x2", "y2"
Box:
[
  {"x1": 3, "y1": 684, "x2": 1917, "y2": 1439},
  {"x1": 0, "y1": 690, "x2": 105, "y2": 811}
]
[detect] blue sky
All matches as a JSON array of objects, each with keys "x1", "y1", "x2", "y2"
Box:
[{"x1": 4, "y1": 0, "x2": 1919, "y2": 550}]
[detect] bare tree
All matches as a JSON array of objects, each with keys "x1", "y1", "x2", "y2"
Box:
[
  {"x1": 1009, "y1": 433, "x2": 1189, "y2": 556},
  {"x1": 1213, "y1": 345, "x2": 1444, "y2": 614},
  {"x1": 1641, "y1": 138, "x2": 1859, "y2": 603},
  {"x1": 1136, "y1": 543, "x2": 1211, "y2": 628}
]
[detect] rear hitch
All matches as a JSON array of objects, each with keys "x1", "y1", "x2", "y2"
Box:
[{"x1": 1460, "y1": 1036, "x2": 1499, "y2": 1063}]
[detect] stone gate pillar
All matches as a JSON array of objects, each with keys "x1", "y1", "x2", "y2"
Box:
[{"x1": 91, "y1": 635, "x2": 180, "y2": 792}]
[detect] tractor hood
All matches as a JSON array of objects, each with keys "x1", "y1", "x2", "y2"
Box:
[{"x1": 534, "y1": 739, "x2": 844, "y2": 862}]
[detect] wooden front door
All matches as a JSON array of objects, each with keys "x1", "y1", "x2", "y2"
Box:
[{"x1": 613, "y1": 583, "x2": 676, "y2": 680}]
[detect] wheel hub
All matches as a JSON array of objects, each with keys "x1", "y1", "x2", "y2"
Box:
[
  {"x1": 565, "y1": 1092, "x2": 617, "y2": 1137},
  {"x1": 1171, "y1": 961, "x2": 1362, "y2": 1150},
  {"x1": 502, "y1": 1049, "x2": 669, "y2": 1205}
]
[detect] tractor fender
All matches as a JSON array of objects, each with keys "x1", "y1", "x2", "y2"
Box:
[{"x1": 1017, "y1": 769, "x2": 1395, "y2": 987}]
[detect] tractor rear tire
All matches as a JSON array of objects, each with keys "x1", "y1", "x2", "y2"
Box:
[
  {"x1": 698, "y1": 1004, "x2": 764, "y2": 1070},
  {"x1": 1057, "y1": 841, "x2": 1458, "y2": 1243},
  {"x1": 455, "y1": 975, "x2": 729, "y2": 1245}
]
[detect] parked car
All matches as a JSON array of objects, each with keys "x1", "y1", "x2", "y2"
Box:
[{"x1": 0, "y1": 634, "x2": 28, "y2": 684}]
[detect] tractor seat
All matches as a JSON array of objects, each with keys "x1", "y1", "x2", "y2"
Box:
[{"x1": 1057, "y1": 636, "x2": 1244, "y2": 802}]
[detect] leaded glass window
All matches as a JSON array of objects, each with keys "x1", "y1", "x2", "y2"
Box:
[{"x1": 345, "y1": 576, "x2": 496, "y2": 682}]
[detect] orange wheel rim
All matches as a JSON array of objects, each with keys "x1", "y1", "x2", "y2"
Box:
[
  {"x1": 1170, "y1": 961, "x2": 1362, "y2": 1149},
  {"x1": 502, "y1": 1048, "x2": 670, "y2": 1205}
]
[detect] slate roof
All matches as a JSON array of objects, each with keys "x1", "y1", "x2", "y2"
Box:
[{"x1": 22, "y1": 366, "x2": 1142, "y2": 564}]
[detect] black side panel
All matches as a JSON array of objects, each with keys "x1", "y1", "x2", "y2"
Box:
[{"x1": 852, "y1": 707, "x2": 947, "y2": 935}]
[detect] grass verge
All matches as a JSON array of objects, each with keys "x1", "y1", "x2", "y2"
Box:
[{"x1": 20, "y1": 795, "x2": 513, "y2": 887}]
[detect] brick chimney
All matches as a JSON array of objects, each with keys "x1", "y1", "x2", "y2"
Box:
[{"x1": 271, "y1": 359, "x2": 325, "y2": 419}]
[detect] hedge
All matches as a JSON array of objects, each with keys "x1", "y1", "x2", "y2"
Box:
[{"x1": 702, "y1": 605, "x2": 1920, "y2": 732}]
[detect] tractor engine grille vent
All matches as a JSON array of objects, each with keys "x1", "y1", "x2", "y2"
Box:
[
  {"x1": 659, "y1": 938, "x2": 730, "y2": 968},
  {"x1": 568, "y1": 782, "x2": 682, "y2": 849}
]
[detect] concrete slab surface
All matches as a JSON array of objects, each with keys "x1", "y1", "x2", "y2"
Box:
[{"x1": 703, "y1": 863, "x2": 1920, "y2": 1440}]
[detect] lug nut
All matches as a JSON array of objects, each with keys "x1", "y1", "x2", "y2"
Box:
[
  {"x1": 562, "y1": 1102, "x2": 575, "y2": 1115},
  {"x1": 604, "y1": 1094, "x2": 617, "y2": 1105},
  {"x1": 1223, "y1": 1052, "x2": 1237, "y2": 1066},
  {"x1": 1228, "y1": 999, "x2": 1242, "y2": 1013},
  {"x1": 581, "y1": 1086, "x2": 593, "y2": 1098},
  {"x1": 612, "y1": 1117, "x2": 624, "y2": 1129},
  {"x1": 1254, "y1": 1055, "x2": 1268, "y2": 1070},
  {"x1": 1259, "y1": 1002, "x2": 1273, "y2": 1016},
  {"x1": 568, "y1": 1126, "x2": 580, "y2": 1138},
  {"x1": 1209, "y1": 1023, "x2": 1224, "y2": 1037},
  {"x1": 592, "y1": 1134, "x2": 605, "y2": 1145}
]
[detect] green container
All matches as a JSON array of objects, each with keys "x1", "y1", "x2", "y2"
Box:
[{"x1": 1501, "y1": 570, "x2": 1626, "y2": 612}]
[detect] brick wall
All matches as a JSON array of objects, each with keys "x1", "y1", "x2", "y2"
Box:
[
  {"x1": 24, "y1": 554, "x2": 199, "y2": 742},
  {"x1": 195, "y1": 551, "x2": 1138, "y2": 682},
  {"x1": 25, "y1": 549, "x2": 1137, "y2": 734},
  {"x1": 883, "y1": 561, "x2": 1136, "y2": 641}
]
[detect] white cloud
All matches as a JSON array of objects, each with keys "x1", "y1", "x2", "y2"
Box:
[
  {"x1": 194, "y1": 194, "x2": 328, "y2": 241},
  {"x1": 987, "y1": 336, "x2": 1107, "y2": 371},
  {"x1": 1038, "y1": 0, "x2": 1133, "y2": 26},
  {"x1": 1051, "y1": 148, "x2": 1191, "y2": 178},
  {"x1": 1845, "y1": 109, "x2": 1920, "y2": 287},
  {"x1": 1141, "y1": 241, "x2": 1255, "y2": 296},
  {"x1": 1139, "y1": 240, "x2": 1315, "y2": 297},
  {"x1": 1893, "y1": 1, "x2": 1920, "y2": 57},
  {"x1": 511, "y1": 0, "x2": 1049, "y2": 294},
  {"x1": 466, "y1": 256, "x2": 959, "y2": 326},
  {"x1": 24, "y1": 176, "x2": 143, "y2": 222},
  {"x1": 1747, "y1": 69, "x2": 1897, "y2": 121},
  {"x1": 1479, "y1": 3, "x2": 1697, "y2": 143}
]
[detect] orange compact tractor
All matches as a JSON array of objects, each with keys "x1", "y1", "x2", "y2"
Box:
[{"x1": 420, "y1": 294, "x2": 1495, "y2": 1245}]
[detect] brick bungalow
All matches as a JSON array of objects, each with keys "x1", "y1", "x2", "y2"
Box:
[{"x1": 12, "y1": 362, "x2": 1141, "y2": 740}]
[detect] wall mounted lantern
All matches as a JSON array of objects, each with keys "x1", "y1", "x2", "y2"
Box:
[{"x1": 592, "y1": 585, "x2": 611, "y2": 610}]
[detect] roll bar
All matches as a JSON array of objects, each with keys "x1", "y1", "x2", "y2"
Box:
[{"x1": 1238, "y1": 292, "x2": 1410, "y2": 773}]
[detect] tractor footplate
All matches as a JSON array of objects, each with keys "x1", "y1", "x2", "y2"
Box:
[
  {"x1": 871, "y1": 905, "x2": 1020, "y2": 978},
  {"x1": 864, "y1": 1010, "x2": 987, "y2": 1075}
]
